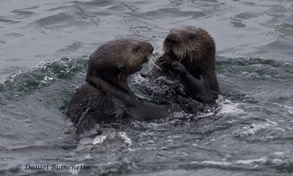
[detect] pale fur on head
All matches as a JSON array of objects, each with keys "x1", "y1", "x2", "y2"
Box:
[
  {"x1": 163, "y1": 42, "x2": 195, "y2": 63},
  {"x1": 163, "y1": 26, "x2": 210, "y2": 64}
]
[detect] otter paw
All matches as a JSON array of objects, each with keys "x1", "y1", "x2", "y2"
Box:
[{"x1": 171, "y1": 61, "x2": 187, "y2": 76}]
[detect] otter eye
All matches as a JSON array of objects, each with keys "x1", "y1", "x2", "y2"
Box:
[
  {"x1": 189, "y1": 34, "x2": 196, "y2": 40},
  {"x1": 133, "y1": 45, "x2": 140, "y2": 53}
]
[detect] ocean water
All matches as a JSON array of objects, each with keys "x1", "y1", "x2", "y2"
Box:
[{"x1": 0, "y1": 0, "x2": 293, "y2": 175}]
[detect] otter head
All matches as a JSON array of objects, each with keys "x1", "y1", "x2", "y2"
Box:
[
  {"x1": 86, "y1": 39, "x2": 153, "y2": 90},
  {"x1": 162, "y1": 26, "x2": 216, "y2": 77}
]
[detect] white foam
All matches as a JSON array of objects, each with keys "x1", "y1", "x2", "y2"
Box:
[
  {"x1": 273, "y1": 152, "x2": 285, "y2": 156},
  {"x1": 40, "y1": 75, "x2": 54, "y2": 84},
  {"x1": 241, "y1": 118, "x2": 285, "y2": 135},
  {"x1": 201, "y1": 160, "x2": 231, "y2": 166},
  {"x1": 272, "y1": 159, "x2": 283, "y2": 164},
  {"x1": 217, "y1": 98, "x2": 244, "y2": 115},
  {"x1": 172, "y1": 111, "x2": 192, "y2": 118},
  {"x1": 6, "y1": 70, "x2": 22, "y2": 82},
  {"x1": 119, "y1": 132, "x2": 132, "y2": 146},
  {"x1": 272, "y1": 103, "x2": 293, "y2": 115},
  {"x1": 241, "y1": 123, "x2": 273, "y2": 135},
  {"x1": 93, "y1": 135, "x2": 107, "y2": 145},
  {"x1": 236, "y1": 157, "x2": 267, "y2": 165}
]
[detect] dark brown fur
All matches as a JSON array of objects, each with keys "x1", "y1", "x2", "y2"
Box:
[
  {"x1": 151, "y1": 26, "x2": 220, "y2": 104},
  {"x1": 85, "y1": 39, "x2": 152, "y2": 106},
  {"x1": 67, "y1": 39, "x2": 168, "y2": 134}
]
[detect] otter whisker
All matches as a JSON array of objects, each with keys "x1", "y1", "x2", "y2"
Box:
[
  {"x1": 180, "y1": 46, "x2": 185, "y2": 61},
  {"x1": 187, "y1": 46, "x2": 193, "y2": 62},
  {"x1": 182, "y1": 46, "x2": 188, "y2": 61},
  {"x1": 179, "y1": 49, "x2": 184, "y2": 62},
  {"x1": 182, "y1": 49, "x2": 186, "y2": 61},
  {"x1": 149, "y1": 26, "x2": 220, "y2": 106},
  {"x1": 183, "y1": 45, "x2": 190, "y2": 61},
  {"x1": 147, "y1": 55, "x2": 162, "y2": 70},
  {"x1": 175, "y1": 46, "x2": 185, "y2": 62},
  {"x1": 175, "y1": 48, "x2": 181, "y2": 61},
  {"x1": 187, "y1": 49, "x2": 192, "y2": 62}
]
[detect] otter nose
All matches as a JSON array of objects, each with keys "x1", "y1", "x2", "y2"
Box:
[
  {"x1": 146, "y1": 43, "x2": 153, "y2": 53},
  {"x1": 150, "y1": 45, "x2": 154, "y2": 53},
  {"x1": 165, "y1": 33, "x2": 178, "y2": 43}
]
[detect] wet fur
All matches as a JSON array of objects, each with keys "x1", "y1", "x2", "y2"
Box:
[
  {"x1": 148, "y1": 26, "x2": 220, "y2": 105},
  {"x1": 66, "y1": 39, "x2": 169, "y2": 134}
]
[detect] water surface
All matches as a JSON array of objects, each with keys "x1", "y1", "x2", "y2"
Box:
[{"x1": 0, "y1": 0, "x2": 293, "y2": 175}]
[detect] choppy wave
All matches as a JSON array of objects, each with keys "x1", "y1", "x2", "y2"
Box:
[
  {"x1": 0, "y1": 57, "x2": 88, "y2": 106},
  {"x1": 217, "y1": 57, "x2": 293, "y2": 82},
  {"x1": 0, "y1": 56, "x2": 292, "y2": 175}
]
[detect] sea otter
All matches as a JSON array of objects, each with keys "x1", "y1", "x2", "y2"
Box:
[
  {"x1": 136, "y1": 26, "x2": 220, "y2": 112},
  {"x1": 66, "y1": 39, "x2": 169, "y2": 134}
]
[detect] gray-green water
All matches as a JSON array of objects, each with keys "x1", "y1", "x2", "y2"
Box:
[{"x1": 0, "y1": 0, "x2": 293, "y2": 175}]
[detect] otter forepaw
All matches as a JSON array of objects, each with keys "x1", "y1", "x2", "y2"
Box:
[{"x1": 171, "y1": 61, "x2": 187, "y2": 76}]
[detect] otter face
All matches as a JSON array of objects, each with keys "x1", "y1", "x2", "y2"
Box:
[
  {"x1": 163, "y1": 26, "x2": 215, "y2": 63},
  {"x1": 88, "y1": 39, "x2": 153, "y2": 79},
  {"x1": 123, "y1": 39, "x2": 154, "y2": 74}
]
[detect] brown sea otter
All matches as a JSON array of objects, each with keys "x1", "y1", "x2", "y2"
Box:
[
  {"x1": 66, "y1": 39, "x2": 169, "y2": 134},
  {"x1": 137, "y1": 26, "x2": 220, "y2": 113}
]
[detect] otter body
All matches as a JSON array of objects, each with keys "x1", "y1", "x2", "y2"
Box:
[
  {"x1": 66, "y1": 39, "x2": 168, "y2": 134},
  {"x1": 138, "y1": 26, "x2": 220, "y2": 112}
]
